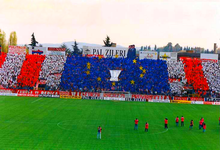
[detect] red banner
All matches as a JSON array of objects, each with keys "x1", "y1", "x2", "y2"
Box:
[
  {"x1": 132, "y1": 95, "x2": 170, "y2": 101},
  {"x1": 17, "y1": 90, "x2": 39, "y2": 97},
  {"x1": 17, "y1": 90, "x2": 59, "y2": 97},
  {"x1": 59, "y1": 91, "x2": 69, "y2": 96},
  {"x1": 82, "y1": 92, "x2": 100, "y2": 97},
  {"x1": 173, "y1": 97, "x2": 188, "y2": 100},
  {"x1": 190, "y1": 97, "x2": 204, "y2": 101},
  {"x1": 48, "y1": 47, "x2": 65, "y2": 51},
  {"x1": 103, "y1": 93, "x2": 125, "y2": 98},
  {"x1": 204, "y1": 102, "x2": 213, "y2": 105}
]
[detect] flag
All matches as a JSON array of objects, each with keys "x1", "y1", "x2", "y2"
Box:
[{"x1": 60, "y1": 56, "x2": 170, "y2": 94}]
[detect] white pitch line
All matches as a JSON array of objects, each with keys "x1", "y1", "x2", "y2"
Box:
[{"x1": 31, "y1": 98, "x2": 42, "y2": 103}]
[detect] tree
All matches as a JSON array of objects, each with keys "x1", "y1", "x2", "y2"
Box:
[
  {"x1": 103, "y1": 35, "x2": 112, "y2": 47},
  {"x1": 147, "y1": 46, "x2": 151, "y2": 50},
  {"x1": 164, "y1": 42, "x2": 172, "y2": 52},
  {"x1": 72, "y1": 40, "x2": 81, "y2": 55},
  {"x1": 60, "y1": 43, "x2": 71, "y2": 55},
  {"x1": 0, "y1": 29, "x2": 7, "y2": 52},
  {"x1": 8, "y1": 31, "x2": 17, "y2": 46},
  {"x1": 174, "y1": 43, "x2": 181, "y2": 52},
  {"x1": 29, "y1": 33, "x2": 38, "y2": 47},
  {"x1": 154, "y1": 45, "x2": 157, "y2": 51}
]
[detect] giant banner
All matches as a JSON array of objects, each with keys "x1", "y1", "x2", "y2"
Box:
[
  {"x1": 139, "y1": 51, "x2": 158, "y2": 60},
  {"x1": 47, "y1": 47, "x2": 65, "y2": 56},
  {"x1": 159, "y1": 52, "x2": 177, "y2": 61},
  {"x1": 83, "y1": 46, "x2": 128, "y2": 58},
  {"x1": 8, "y1": 46, "x2": 26, "y2": 54},
  {"x1": 28, "y1": 47, "x2": 47, "y2": 55}
]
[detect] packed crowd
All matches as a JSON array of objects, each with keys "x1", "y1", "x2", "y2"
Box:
[
  {"x1": 202, "y1": 61, "x2": 220, "y2": 94},
  {"x1": 181, "y1": 58, "x2": 209, "y2": 95},
  {"x1": 17, "y1": 54, "x2": 45, "y2": 88},
  {"x1": 0, "y1": 54, "x2": 25, "y2": 88},
  {"x1": 0, "y1": 52, "x2": 219, "y2": 98},
  {"x1": 60, "y1": 56, "x2": 170, "y2": 94},
  {"x1": 39, "y1": 55, "x2": 66, "y2": 90},
  {"x1": 166, "y1": 60, "x2": 186, "y2": 95}
]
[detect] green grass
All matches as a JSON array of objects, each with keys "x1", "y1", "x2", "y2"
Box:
[{"x1": 0, "y1": 96, "x2": 219, "y2": 150}]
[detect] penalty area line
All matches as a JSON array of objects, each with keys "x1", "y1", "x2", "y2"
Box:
[{"x1": 31, "y1": 98, "x2": 42, "y2": 103}]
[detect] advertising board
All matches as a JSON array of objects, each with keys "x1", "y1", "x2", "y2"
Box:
[
  {"x1": 83, "y1": 46, "x2": 128, "y2": 58},
  {"x1": 139, "y1": 51, "x2": 158, "y2": 60}
]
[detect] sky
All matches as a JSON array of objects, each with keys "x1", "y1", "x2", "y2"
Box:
[{"x1": 0, "y1": 0, "x2": 220, "y2": 49}]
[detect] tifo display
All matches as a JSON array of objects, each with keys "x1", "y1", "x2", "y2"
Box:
[{"x1": 0, "y1": 45, "x2": 220, "y2": 100}]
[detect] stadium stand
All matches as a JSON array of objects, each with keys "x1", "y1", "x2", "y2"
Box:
[
  {"x1": 39, "y1": 55, "x2": 66, "y2": 90},
  {"x1": 0, "y1": 52, "x2": 219, "y2": 98},
  {"x1": 17, "y1": 54, "x2": 45, "y2": 88},
  {"x1": 202, "y1": 61, "x2": 220, "y2": 94},
  {"x1": 60, "y1": 56, "x2": 170, "y2": 94},
  {"x1": 181, "y1": 57, "x2": 209, "y2": 95},
  {"x1": 0, "y1": 53, "x2": 25, "y2": 88}
]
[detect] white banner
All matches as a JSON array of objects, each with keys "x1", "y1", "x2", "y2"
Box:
[
  {"x1": 110, "y1": 70, "x2": 121, "y2": 81},
  {"x1": 139, "y1": 51, "x2": 158, "y2": 60},
  {"x1": 104, "y1": 97, "x2": 125, "y2": 101},
  {"x1": 83, "y1": 46, "x2": 128, "y2": 58},
  {"x1": 159, "y1": 52, "x2": 177, "y2": 61},
  {"x1": 201, "y1": 54, "x2": 218, "y2": 62},
  {"x1": 191, "y1": 101, "x2": 204, "y2": 105},
  {"x1": 28, "y1": 47, "x2": 47, "y2": 55}
]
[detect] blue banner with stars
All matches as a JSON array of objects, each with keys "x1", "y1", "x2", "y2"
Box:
[{"x1": 60, "y1": 56, "x2": 170, "y2": 94}]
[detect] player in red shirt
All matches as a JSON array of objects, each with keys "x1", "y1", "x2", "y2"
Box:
[
  {"x1": 199, "y1": 119, "x2": 203, "y2": 130},
  {"x1": 176, "y1": 116, "x2": 179, "y2": 127},
  {"x1": 181, "y1": 116, "x2": 184, "y2": 127},
  {"x1": 145, "y1": 122, "x2": 149, "y2": 132},
  {"x1": 203, "y1": 123, "x2": 206, "y2": 133},
  {"x1": 201, "y1": 117, "x2": 204, "y2": 124},
  {"x1": 189, "y1": 120, "x2": 193, "y2": 130},
  {"x1": 165, "y1": 118, "x2": 168, "y2": 129},
  {"x1": 97, "y1": 126, "x2": 102, "y2": 139},
  {"x1": 134, "y1": 118, "x2": 139, "y2": 130}
]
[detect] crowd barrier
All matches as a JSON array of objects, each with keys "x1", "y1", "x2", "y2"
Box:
[{"x1": 0, "y1": 89, "x2": 219, "y2": 105}]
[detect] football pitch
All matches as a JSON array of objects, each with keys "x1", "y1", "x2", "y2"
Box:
[{"x1": 0, "y1": 96, "x2": 219, "y2": 150}]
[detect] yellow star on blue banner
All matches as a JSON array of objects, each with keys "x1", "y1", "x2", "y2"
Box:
[
  {"x1": 131, "y1": 80, "x2": 135, "y2": 84},
  {"x1": 97, "y1": 77, "x2": 101, "y2": 81},
  {"x1": 86, "y1": 70, "x2": 90, "y2": 75}
]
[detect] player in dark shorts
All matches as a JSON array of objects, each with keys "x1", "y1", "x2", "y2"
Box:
[
  {"x1": 165, "y1": 118, "x2": 168, "y2": 129},
  {"x1": 145, "y1": 122, "x2": 149, "y2": 132},
  {"x1": 134, "y1": 118, "x2": 139, "y2": 130},
  {"x1": 189, "y1": 120, "x2": 193, "y2": 130}
]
